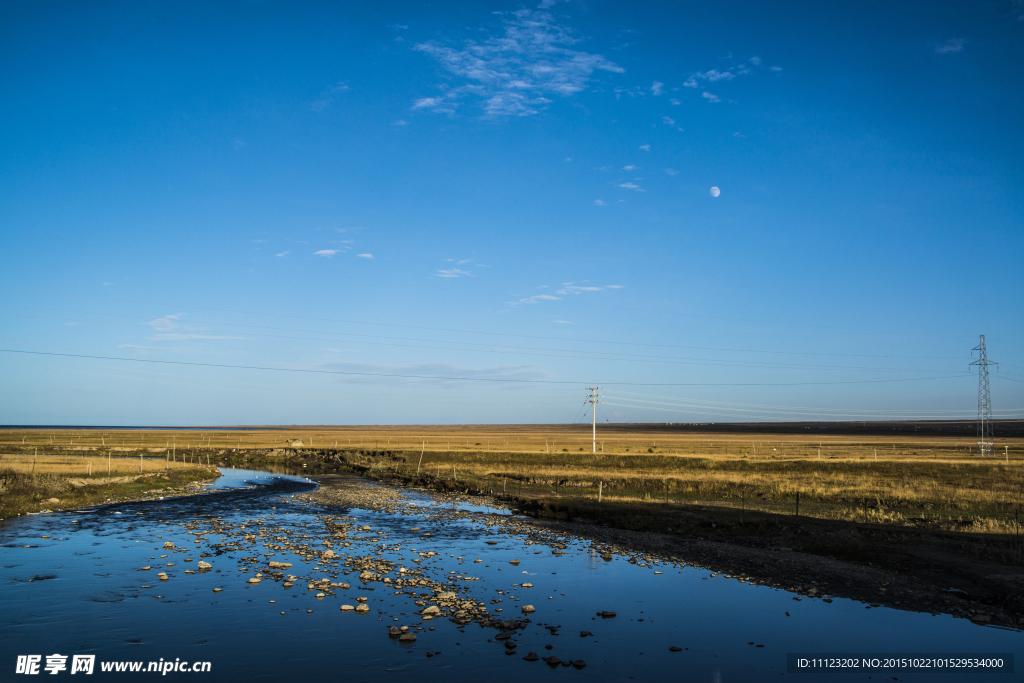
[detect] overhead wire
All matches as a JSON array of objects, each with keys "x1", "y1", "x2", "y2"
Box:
[
  {"x1": 0, "y1": 348, "x2": 975, "y2": 387},
  {"x1": 0, "y1": 287, "x2": 974, "y2": 357},
  {"x1": 0, "y1": 310, "x2": 973, "y2": 374}
]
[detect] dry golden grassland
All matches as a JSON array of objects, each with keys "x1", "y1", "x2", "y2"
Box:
[
  {"x1": 2, "y1": 425, "x2": 1022, "y2": 533},
  {"x1": 0, "y1": 453, "x2": 208, "y2": 476}
]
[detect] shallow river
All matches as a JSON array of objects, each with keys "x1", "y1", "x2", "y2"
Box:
[{"x1": 2, "y1": 468, "x2": 1019, "y2": 681}]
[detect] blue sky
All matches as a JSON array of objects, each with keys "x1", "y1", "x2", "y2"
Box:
[{"x1": 1, "y1": 0, "x2": 1022, "y2": 426}]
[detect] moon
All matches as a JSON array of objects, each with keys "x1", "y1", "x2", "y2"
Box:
[{"x1": 710, "y1": 186, "x2": 721, "y2": 197}]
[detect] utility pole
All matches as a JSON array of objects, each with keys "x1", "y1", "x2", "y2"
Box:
[
  {"x1": 970, "y1": 335, "x2": 998, "y2": 457},
  {"x1": 585, "y1": 387, "x2": 603, "y2": 454}
]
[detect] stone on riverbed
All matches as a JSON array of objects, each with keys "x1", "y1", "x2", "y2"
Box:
[
  {"x1": 247, "y1": 578, "x2": 261, "y2": 584},
  {"x1": 268, "y1": 561, "x2": 292, "y2": 569},
  {"x1": 521, "y1": 605, "x2": 536, "y2": 613},
  {"x1": 421, "y1": 606, "x2": 440, "y2": 616},
  {"x1": 355, "y1": 604, "x2": 370, "y2": 613},
  {"x1": 197, "y1": 561, "x2": 212, "y2": 570},
  {"x1": 340, "y1": 605, "x2": 355, "y2": 612}
]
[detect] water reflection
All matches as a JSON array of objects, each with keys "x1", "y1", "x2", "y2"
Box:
[{"x1": 1, "y1": 468, "x2": 1019, "y2": 682}]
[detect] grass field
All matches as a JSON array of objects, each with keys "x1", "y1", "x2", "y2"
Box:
[{"x1": 2, "y1": 424, "x2": 1022, "y2": 534}]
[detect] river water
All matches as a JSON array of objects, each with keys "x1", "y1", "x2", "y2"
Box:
[{"x1": 1, "y1": 468, "x2": 1019, "y2": 681}]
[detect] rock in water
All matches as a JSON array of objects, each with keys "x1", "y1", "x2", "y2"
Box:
[
  {"x1": 389, "y1": 627, "x2": 401, "y2": 636},
  {"x1": 521, "y1": 605, "x2": 536, "y2": 613},
  {"x1": 669, "y1": 646, "x2": 682, "y2": 652},
  {"x1": 197, "y1": 561, "x2": 212, "y2": 570},
  {"x1": 421, "y1": 606, "x2": 440, "y2": 616},
  {"x1": 399, "y1": 633, "x2": 416, "y2": 642},
  {"x1": 248, "y1": 578, "x2": 261, "y2": 584},
  {"x1": 522, "y1": 652, "x2": 539, "y2": 662},
  {"x1": 340, "y1": 605, "x2": 355, "y2": 612},
  {"x1": 572, "y1": 661, "x2": 586, "y2": 670},
  {"x1": 268, "y1": 561, "x2": 291, "y2": 569}
]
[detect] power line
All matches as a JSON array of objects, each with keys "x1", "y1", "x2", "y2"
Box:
[
  {"x1": 607, "y1": 391, "x2": 1024, "y2": 416},
  {"x1": 0, "y1": 288, "x2": 973, "y2": 358},
  {"x1": 0, "y1": 310, "x2": 974, "y2": 374},
  {"x1": 0, "y1": 348, "x2": 974, "y2": 387}
]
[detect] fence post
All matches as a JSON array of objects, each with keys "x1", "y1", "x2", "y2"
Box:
[{"x1": 598, "y1": 481, "x2": 603, "y2": 502}]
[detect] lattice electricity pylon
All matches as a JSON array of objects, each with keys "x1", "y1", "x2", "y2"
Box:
[{"x1": 970, "y1": 335, "x2": 997, "y2": 456}]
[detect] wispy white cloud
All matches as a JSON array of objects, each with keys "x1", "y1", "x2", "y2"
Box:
[
  {"x1": 276, "y1": 251, "x2": 290, "y2": 257},
  {"x1": 314, "y1": 249, "x2": 340, "y2": 257},
  {"x1": 412, "y1": 9, "x2": 623, "y2": 117},
  {"x1": 618, "y1": 182, "x2": 644, "y2": 191},
  {"x1": 683, "y1": 69, "x2": 736, "y2": 87},
  {"x1": 149, "y1": 333, "x2": 247, "y2": 341},
  {"x1": 661, "y1": 115, "x2": 676, "y2": 125},
  {"x1": 639, "y1": 144, "x2": 650, "y2": 151},
  {"x1": 321, "y1": 360, "x2": 547, "y2": 386},
  {"x1": 394, "y1": 119, "x2": 409, "y2": 126},
  {"x1": 311, "y1": 82, "x2": 350, "y2": 112},
  {"x1": 357, "y1": 253, "x2": 373, "y2": 259},
  {"x1": 651, "y1": 81, "x2": 664, "y2": 95},
  {"x1": 552, "y1": 319, "x2": 572, "y2": 324},
  {"x1": 669, "y1": 98, "x2": 681, "y2": 105},
  {"x1": 148, "y1": 314, "x2": 184, "y2": 333},
  {"x1": 435, "y1": 268, "x2": 473, "y2": 278},
  {"x1": 118, "y1": 344, "x2": 176, "y2": 353},
  {"x1": 143, "y1": 314, "x2": 246, "y2": 341},
  {"x1": 665, "y1": 168, "x2": 678, "y2": 176},
  {"x1": 677, "y1": 57, "x2": 776, "y2": 102},
  {"x1": 935, "y1": 38, "x2": 966, "y2": 54},
  {"x1": 510, "y1": 293, "x2": 562, "y2": 305},
  {"x1": 557, "y1": 282, "x2": 624, "y2": 295},
  {"x1": 623, "y1": 164, "x2": 638, "y2": 171},
  {"x1": 594, "y1": 199, "x2": 607, "y2": 206}
]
